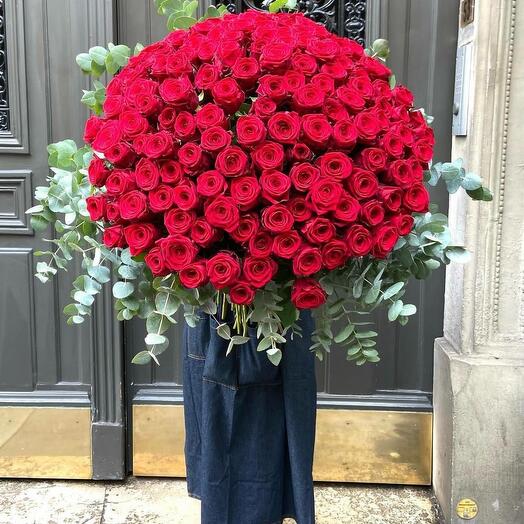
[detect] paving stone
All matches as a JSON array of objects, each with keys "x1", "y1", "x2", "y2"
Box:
[{"x1": 0, "y1": 477, "x2": 437, "y2": 524}]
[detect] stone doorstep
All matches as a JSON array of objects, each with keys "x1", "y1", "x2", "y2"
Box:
[{"x1": 0, "y1": 477, "x2": 439, "y2": 524}]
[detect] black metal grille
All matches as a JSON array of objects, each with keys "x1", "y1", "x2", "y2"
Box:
[
  {"x1": 0, "y1": 0, "x2": 9, "y2": 132},
  {"x1": 215, "y1": 0, "x2": 366, "y2": 44}
]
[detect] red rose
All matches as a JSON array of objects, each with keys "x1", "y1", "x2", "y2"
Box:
[
  {"x1": 197, "y1": 170, "x2": 226, "y2": 198},
  {"x1": 195, "y1": 64, "x2": 221, "y2": 90},
  {"x1": 159, "y1": 234, "x2": 198, "y2": 271},
  {"x1": 145, "y1": 247, "x2": 168, "y2": 276},
  {"x1": 200, "y1": 126, "x2": 232, "y2": 153},
  {"x1": 257, "y1": 75, "x2": 287, "y2": 102},
  {"x1": 360, "y1": 148, "x2": 387, "y2": 172},
  {"x1": 306, "y1": 37, "x2": 339, "y2": 61},
  {"x1": 259, "y1": 170, "x2": 291, "y2": 203},
  {"x1": 135, "y1": 159, "x2": 160, "y2": 191},
  {"x1": 251, "y1": 97, "x2": 277, "y2": 120},
  {"x1": 178, "y1": 143, "x2": 205, "y2": 171},
  {"x1": 412, "y1": 140, "x2": 433, "y2": 163},
  {"x1": 273, "y1": 231, "x2": 302, "y2": 259},
  {"x1": 289, "y1": 143, "x2": 313, "y2": 162},
  {"x1": 288, "y1": 196, "x2": 312, "y2": 222},
  {"x1": 382, "y1": 131, "x2": 405, "y2": 158},
  {"x1": 159, "y1": 76, "x2": 197, "y2": 109},
  {"x1": 289, "y1": 163, "x2": 320, "y2": 192},
  {"x1": 229, "y1": 214, "x2": 259, "y2": 243},
  {"x1": 195, "y1": 104, "x2": 227, "y2": 131},
  {"x1": 173, "y1": 112, "x2": 197, "y2": 142},
  {"x1": 354, "y1": 110, "x2": 383, "y2": 141},
  {"x1": 236, "y1": 115, "x2": 267, "y2": 147},
  {"x1": 333, "y1": 120, "x2": 358, "y2": 150},
  {"x1": 207, "y1": 252, "x2": 241, "y2": 289},
  {"x1": 143, "y1": 131, "x2": 174, "y2": 159},
  {"x1": 160, "y1": 160, "x2": 184, "y2": 185},
  {"x1": 86, "y1": 195, "x2": 106, "y2": 221},
  {"x1": 322, "y1": 240, "x2": 348, "y2": 270},
  {"x1": 249, "y1": 231, "x2": 274, "y2": 258},
  {"x1": 119, "y1": 190, "x2": 148, "y2": 221},
  {"x1": 106, "y1": 200, "x2": 120, "y2": 223},
  {"x1": 84, "y1": 115, "x2": 104, "y2": 144},
  {"x1": 124, "y1": 223, "x2": 159, "y2": 255},
  {"x1": 283, "y1": 71, "x2": 306, "y2": 91},
  {"x1": 267, "y1": 112, "x2": 301, "y2": 143},
  {"x1": 205, "y1": 196, "x2": 240, "y2": 232},
  {"x1": 291, "y1": 278, "x2": 326, "y2": 309},
  {"x1": 179, "y1": 261, "x2": 208, "y2": 288},
  {"x1": 172, "y1": 180, "x2": 199, "y2": 211},
  {"x1": 378, "y1": 186, "x2": 402, "y2": 212},
  {"x1": 345, "y1": 224, "x2": 373, "y2": 256},
  {"x1": 347, "y1": 169, "x2": 379, "y2": 199},
  {"x1": 292, "y1": 247, "x2": 322, "y2": 277},
  {"x1": 386, "y1": 160, "x2": 413, "y2": 188},
  {"x1": 215, "y1": 146, "x2": 248, "y2": 177},
  {"x1": 360, "y1": 200, "x2": 385, "y2": 226},
  {"x1": 191, "y1": 218, "x2": 220, "y2": 247},
  {"x1": 323, "y1": 98, "x2": 349, "y2": 122},
  {"x1": 403, "y1": 183, "x2": 430, "y2": 212},
  {"x1": 301, "y1": 114, "x2": 332, "y2": 148},
  {"x1": 372, "y1": 224, "x2": 399, "y2": 258},
  {"x1": 105, "y1": 169, "x2": 136, "y2": 196},
  {"x1": 229, "y1": 282, "x2": 256, "y2": 305},
  {"x1": 165, "y1": 208, "x2": 195, "y2": 235},
  {"x1": 390, "y1": 214, "x2": 414, "y2": 236},
  {"x1": 211, "y1": 78, "x2": 245, "y2": 113},
  {"x1": 393, "y1": 86, "x2": 414, "y2": 107},
  {"x1": 93, "y1": 120, "x2": 122, "y2": 152},
  {"x1": 243, "y1": 256, "x2": 277, "y2": 288},
  {"x1": 261, "y1": 204, "x2": 294, "y2": 233},
  {"x1": 88, "y1": 156, "x2": 110, "y2": 187},
  {"x1": 119, "y1": 110, "x2": 149, "y2": 137},
  {"x1": 292, "y1": 85, "x2": 325, "y2": 112},
  {"x1": 312, "y1": 73, "x2": 335, "y2": 95},
  {"x1": 103, "y1": 225, "x2": 126, "y2": 248},
  {"x1": 333, "y1": 193, "x2": 360, "y2": 223},
  {"x1": 336, "y1": 86, "x2": 366, "y2": 113},
  {"x1": 260, "y1": 42, "x2": 293, "y2": 71},
  {"x1": 291, "y1": 53, "x2": 318, "y2": 76},
  {"x1": 317, "y1": 152, "x2": 353, "y2": 180},
  {"x1": 302, "y1": 217, "x2": 336, "y2": 244},
  {"x1": 105, "y1": 143, "x2": 136, "y2": 170},
  {"x1": 308, "y1": 178, "x2": 343, "y2": 215},
  {"x1": 232, "y1": 57, "x2": 260, "y2": 89},
  {"x1": 148, "y1": 184, "x2": 175, "y2": 213},
  {"x1": 158, "y1": 107, "x2": 177, "y2": 130},
  {"x1": 251, "y1": 141, "x2": 284, "y2": 171}
]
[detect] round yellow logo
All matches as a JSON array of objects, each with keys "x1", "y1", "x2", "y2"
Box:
[{"x1": 456, "y1": 498, "x2": 478, "y2": 520}]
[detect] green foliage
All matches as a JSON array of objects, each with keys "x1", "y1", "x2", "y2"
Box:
[
  {"x1": 81, "y1": 80, "x2": 106, "y2": 115},
  {"x1": 155, "y1": 0, "x2": 227, "y2": 30},
  {"x1": 76, "y1": 43, "x2": 131, "y2": 77}
]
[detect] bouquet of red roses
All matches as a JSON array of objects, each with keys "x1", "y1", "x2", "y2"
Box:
[{"x1": 28, "y1": 8, "x2": 491, "y2": 366}]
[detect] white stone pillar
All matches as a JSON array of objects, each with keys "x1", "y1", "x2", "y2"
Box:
[{"x1": 433, "y1": 1, "x2": 524, "y2": 523}]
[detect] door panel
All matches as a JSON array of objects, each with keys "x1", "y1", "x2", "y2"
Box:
[{"x1": 118, "y1": 0, "x2": 459, "y2": 483}]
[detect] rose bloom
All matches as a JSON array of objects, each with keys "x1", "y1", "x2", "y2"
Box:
[
  {"x1": 119, "y1": 190, "x2": 148, "y2": 221},
  {"x1": 88, "y1": 156, "x2": 110, "y2": 187},
  {"x1": 333, "y1": 120, "x2": 358, "y2": 150},
  {"x1": 207, "y1": 251, "x2": 241, "y2": 289},
  {"x1": 251, "y1": 97, "x2": 277, "y2": 120},
  {"x1": 292, "y1": 247, "x2": 322, "y2": 276},
  {"x1": 290, "y1": 163, "x2": 320, "y2": 192},
  {"x1": 105, "y1": 169, "x2": 136, "y2": 196},
  {"x1": 191, "y1": 218, "x2": 220, "y2": 247},
  {"x1": 160, "y1": 160, "x2": 184, "y2": 185},
  {"x1": 103, "y1": 225, "x2": 126, "y2": 248},
  {"x1": 317, "y1": 152, "x2": 353, "y2": 180},
  {"x1": 345, "y1": 224, "x2": 373, "y2": 257},
  {"x1": 229, "y1": 176, "x2": 261, "y2": 210},
  {"x1": 291, "y1": 278, "x2": 326, "y2": 309},
  {"x1": 322, "y1": 240, "x2": 348, "y2": 270},
  {"x1": 215, "y1": 146, "x2": 248, "y2": 177},
  {"x1": 211, "y1": 77, "x2": 245, "y2": 114},
  {"x1": 301, "y1": 114, "x2": 332, "y2": 148},
  {"x1": 309, "y1": 179, "x2": 343, "y2": 215},
  {"x1": 261, "y1": 204, "x2": 294, "y2": 233},
  {"x1": 172, "y1": 180, "x2": 199, "y2": 210},
  {"x1": 148, "y1": 184, "x2": 175, "y2": 213},
  {"x1": 259, "y1": 170, "x2": 291, "y2": 203},
  {"x1": 242, "y1": 256, "x2": 277, "y2": 288},
  {"x1": 334, "y1": 193, "x2": 360, "y2": 223},
  {"x1": 196, "y1": 103, "x2": 227, "y2": 131},
  {"x1": 347, "y1": 169, "x2": 379, "y2": 199},
  {"x1": 205, "y1": 195, "x2": 240, "y2": 232},
  {"x1": 236, "y1": 115, "x2": 267, "y2": 147},
  {"x1": 273, "y1": 231, "x2": 302, "y2": 259},
  {"x1": 144, "y1": 247, "x2": 168, "y2": 276},
  {"x1": 123, "y1": 223, "x2": 159, "y2": 255},
  {"x1": 86, "y1": 195, "x2": 106, "y2": 221},
  {"x1": 302, "y1": 217, "x2": 336, "y2": 244},
  {"x1": 164, "y1": 208, "x2": 195, "y2": 235},
  {"x1": 403, "y1": 183, "x2": 430, "y2": 212},
  {"x1": 179, "y1": 261, "x2": 208, "y2": 288},
  {"x1": 360, "y1": 200, "x2": 385, "y2": 226},
  {"x1": 251, "y1": 141, "x2": 285, "y2": 171},
  {"x1": 200, "y1": 126, "x2": 232, "y2": 153},
  {"x1": 135, "y1": 159, "x2": 160, "y2": 191},
  {"x1": 230, "y1": 214, "x2": 259, "y2": 243},
  {"x1": 118, "y1": 110, "x2": 149, "y2": 138},
  {"x1": 249, "y1": 231, "x2": 274, "y2": 258},
  {"x1": 173, "y1": 111, "x2": 197, "y2": 142},
  {"x1": 178, "y1": 142, "x2": 205, "y2": 170},
  {"x1": 159, "y1": 234, "x2": 198, "y2": 271},
  {"x1": 232, "y1": 57, "x2": 260, "y2": 89},
  {"x1": 372, "y1": 224, "x2": 400, "y2": 258},
  {"x1": 288, "y1": 196, "x2": 312, "y2": 222},
  {"x1": 197, "y1": 170, "x2": 227, "y2": 197},
  {"x1": 229, "y1": 282, "x2": 256, "y2": 305},
  {"x1": 267, "y1": 112, "x2": 301, "y2": 143}
]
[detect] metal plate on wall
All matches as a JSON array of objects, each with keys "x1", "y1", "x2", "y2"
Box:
[{"x1": 132, "y1": 405, "x2": 432, "y2": 485}]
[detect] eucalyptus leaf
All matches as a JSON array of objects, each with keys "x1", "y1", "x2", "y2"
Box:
[{"x1": 112, "y1": 281, "x2": 134, "y2": 299}]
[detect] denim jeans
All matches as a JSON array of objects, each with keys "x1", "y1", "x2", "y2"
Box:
[{"x1": 183, "y1": 312, "x2": 317, "y2": 524}]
